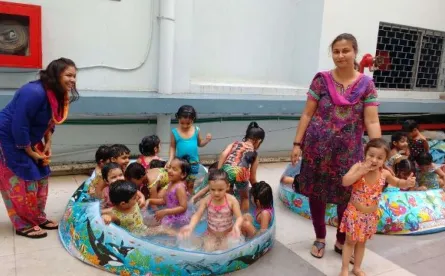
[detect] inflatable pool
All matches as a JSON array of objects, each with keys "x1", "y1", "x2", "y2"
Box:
[
  {"x1": 59, "y1": 164, "x2": 275, "y2": 275},
  {"x1": 279, "y1": 164, "x2": 445, "y2": 235}
]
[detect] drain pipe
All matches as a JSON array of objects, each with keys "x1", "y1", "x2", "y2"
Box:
[
  {"x1": 157, "y1": 0, "x2": 176, "y2": 158},
  {"x1": 158, "y1": 0, "x2": 176, "y2": 95}
]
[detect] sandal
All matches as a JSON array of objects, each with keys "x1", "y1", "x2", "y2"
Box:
[
  {"x1": 39, "y1": 219, "x2": 59, "y2": 230},
  {"x1": 16, "y1": 226, "x2": 47, "y2": 239},
  {"x1": 334, "y1": 244, "x2": 355, "y2": 264},
  {"x1": 310, "y1": 240, "x2": 326, "y2": 258}
]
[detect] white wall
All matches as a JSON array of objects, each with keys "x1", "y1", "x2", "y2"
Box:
[
  {"x1": 0, "y1": 0, "x2": 159, "y2": 91},
  {"x1": 190, "y1": 0, "x2": 325, "y2": 88},
  {"x1": 318, "y1": 0, "x2": 445, "y2": 72}
]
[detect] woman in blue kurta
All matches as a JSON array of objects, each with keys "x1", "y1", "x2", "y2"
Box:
[{"x1": 0, "y1": 58, "x2": 79, "y2": 239}]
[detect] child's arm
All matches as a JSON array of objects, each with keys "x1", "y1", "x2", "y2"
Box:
[
  {"x1": 342, "y1": 162, "x2": 370, "y2": 186},
  {"x1": 218, "y1": 143, "x2": 233, "y2": 169},
  {"x1": 249, "y1": 157, "x2": 260, "y2": 185},
  {"x1": 422, "y1": 138, "x2": 430, "y2": 152},
  {"x1": 101, "y1": 211, "x2": 120, "y2": 225},
  {"x1": 383, "y1": 169, "x2": 416, "y2": 189},
  {"x1": 146, "y1": 197, "x2": 166, "y2": 206},
  {"x1": 198, "y1": 129, "x2": 212, "y2": 147},
  {"x1": 167, "y1": 132, "x2": 176, "y2": 166},
  {"x1": 136, "y1": 191, "x2": 145, "y2": 208},
  {"x1": 95, "y1": 180, "x2": 107, "y2": 199},
  {"x1": 281, "y1": 176, "x2": 295, "y2": 185},
  {"x1": 155, "y1": 185, "x2": 187, "y2": 221},
  {"x1": 229, "y1": 196, "x2": 244, "y2": 237},
  {"x1": 258, "y1": 210, "x2": 272, "y2": 232},
  {"x1": 191, "y1": 186, "x2": 209, "y2": 204}
]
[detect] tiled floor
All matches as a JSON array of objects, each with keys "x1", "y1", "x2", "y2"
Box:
[{"x1": 0, "y1": 163, "x2": 444, "y2": 276}]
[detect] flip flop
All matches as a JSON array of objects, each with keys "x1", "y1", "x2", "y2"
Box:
[
  {"x1": 39, "y1": 219, "x2": 59, "y2": 230},
  {"x1": 16, "y1": 226, "x2": 47, "y2": 239},
  {"x1": 310, "y1": 240, "x2": 325, "y2": 259}
]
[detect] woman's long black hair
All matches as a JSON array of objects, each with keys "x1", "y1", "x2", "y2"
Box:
[{"x1": 39, "y1": 58, "x2": 80, "y2": 113}]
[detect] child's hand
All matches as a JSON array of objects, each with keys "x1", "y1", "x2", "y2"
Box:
[
  {"x1": 144, "y1": 199, "x2": 150, "y2": 208},
  {"x1": 230, "y1": 225, "x2": 241, "y2": 238},
  {"x1": 102, "y1": 214, "x2": 112, "y2": 225},
  {"x1": 358, "y1": 160, "x2": 373, "y2": 175},
  {"x1": 178, "y1": 225, "x2": 193, "y2": 239},
  {"x1": 137, "y1": 197, "x2": 145, "y2": 208},
  {"x1": 406, "y1": 173, "x2": 416, "y2": 187},
  {"x1": 205, "y1": 133, "x2": 212, "y2": 142},
  {"x1": 155, "y1": 210, "x2": 167, "y2": 221}
]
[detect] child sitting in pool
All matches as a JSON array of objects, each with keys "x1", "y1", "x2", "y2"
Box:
[
  {"x1": 178, "y1": 169, "x2": 244, "y2": 252},
  {"x1": 190, "y1": 162, "x2": 220, "y2": 204},
  {"x1": 241, "y1": 181, "x2": 274, "y2": 238},
  {"x1": 148, "y1": 157, "x2": 192, "y2": 228},
  {"x1": 386, "y1": 132, "x2": 409, "y2": 173},
  {"x1": 96, "y1": 163, "x2": 145, "y2": 209},
  {"x1": 125, "y1": 162, "x2": 149, "y2": 198},
  {"x1": 416, "y1": 152, "x2": 445, "y2": 190},
  {"x1": 145, "y1": 160, "x2": 170, "y2": 208},
  {"x1": 388, "y1": 158, "x2": 421, "y2": 192},
  {"x1": 88, "y1": 145, "x2": 111, "y2": 195},
  {"x1": 280, "y1": 162, "x2": 301, "y2": 192},
  {"x1": 110, "y1": 144, "x2": 131, "y2": 172},
  {"x1": 219, "y1": 122, "x2": 265, "y2": 212},
  {"x1": 137, "y1": 135, "x2": 162, "y2": 169},
  {"x1": 402, "y1": 120, "x2": 429, "y2": 164},
  {"x1": 101, "y1": 180, "x2": 175, "y2": 236}
]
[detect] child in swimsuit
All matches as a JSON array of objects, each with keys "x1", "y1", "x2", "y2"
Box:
[
  {"x1": 125, "y1": 162, "x2": 150, "y2": 198},
  {"x1": 179, "y1": 169, "x2": 243, "y2": 252},
  {"x1": 168, "y1": 105, "x2": 212, "y2": 195},
  {"x1": 241, "y1": 181, "x2": 274, "y2": 238},
  {"x1": 402, "y1": 120, "x2": 429, "y2": 164},
  {"x1": 101, "y1": 180, "x2": 175, "y2": 236},
  {"x1": 88, "y1": 145, "x2": 111, "y2": 195},
  {"x1": 219, "y1": 122, "x2": 265, "y2": 212},
  {"x1": 416, "y1": 152, "x2": 445, "y2": 190},
  {"x1": 386, "y1": 158, "x2": 418, "y2": 192},
  {"x1": 386, "y1": 132, "x2": 409, "y2": 174},
  {"x1": 144, "y1": 160, "x2": 170, "y2": 208},
  {"x1": 148, "y1": 157, "x2": 192, "y2": 228},
  {"x1": 190, "y1": 162, "x2": 220, "y2": 204},
  {"x1": 137, "y1": 135, "x2": 161, "y2": 169},
  {"x1": 339, "y1": 138, "x2": 415, "y2": 276}
]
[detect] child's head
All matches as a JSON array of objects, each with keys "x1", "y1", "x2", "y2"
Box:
[
  {"x1": 243, "y1": 122, "x2": 265, "y2": 149},
  {"x1": 251, "y1": 181, "x2": 273, "y2": 209},
  {"x1": 149, "y1": 159, "x2": 167, "y2": 169},
  {"x1": 109, "y1": 180, "x2": 138, "y2": 210},
  {"x1": 416, "y1": 152, "x2": 433, "y2": 172},
  {"x1": 394, "y1": 158, "x2": 414, "y2": 180},
  {"x1": 95, "y1": 145, "x2": 111, "y2": 167},
  {"x1": 110, "y1": 144, "x2": 131, "y2": 170},
  {"x1": 175, "y1": 105, "x2": 197, "y2": 130},
  {"x1": 391, "y1": 132, "x2": 408, "y2": 150},
  {"x1": 139, "y1": 135, "x2": 160, "y2": 157},
  {"x1": 124, "y1": 162, "x2": 147, "y2": 187},
  {"x1": 401, "y1": 120, "x2": 419, "y2": 139},
  {"x1": 101, "y1": 162, "x2": 125, "y2": 185},
  {"x1": 167, "y1": 157, "x2": 191, "y2": 182},
  {"x1": 208, "y1": 162, "x2": 219, "y2": 173},
  {"x1": 208, "y1": 169, "x2": 230, "y2": 200},
  {"x1": 364, "y1": 138, "x2": 390, "y2": 170}
]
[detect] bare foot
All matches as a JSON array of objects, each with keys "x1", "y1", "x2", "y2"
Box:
[
  {"x1": 339, "y1": 268, "x2": 349, "y2": 276},
  {"x1": 352, "y1": 267, "x2": 366, "y2": 276}
]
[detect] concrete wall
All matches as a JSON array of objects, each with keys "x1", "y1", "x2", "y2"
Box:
[
  {"x1": 0, "y1": 0, "x2": 160, "y2": 92},
  {"x1": 190, "y1": 0, "x2": 325, "y2": 90}
]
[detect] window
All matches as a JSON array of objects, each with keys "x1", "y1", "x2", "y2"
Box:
[{"x1": 373, "y1": 22, "x2": 445, "y2": 91}]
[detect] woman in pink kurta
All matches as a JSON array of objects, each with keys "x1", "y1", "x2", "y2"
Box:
[{"x1": 290, "y1": 34, "x2": 382, "y2": 259}]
